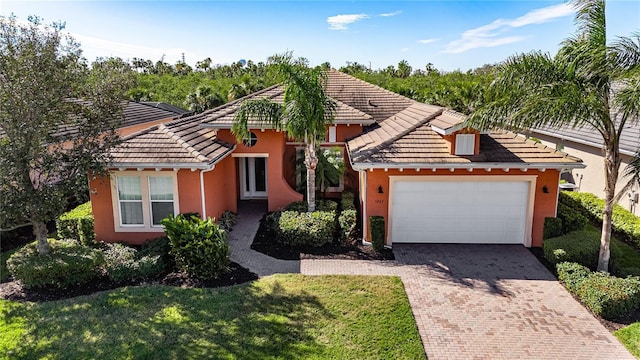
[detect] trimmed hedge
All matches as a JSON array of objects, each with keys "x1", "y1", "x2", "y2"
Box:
[
  {"x1": 277, "y1": 210, "x2": 336, "y2": 247},
  {"x1": 341, "y1": 191, "x2": 356, "y2": 211},
  {"x1": 161, "y1": 215, "x2": 229, "y2": 280},
  {"x1": 338, "y1": 209, "x2": 357, "y2": 243},
  {"x1": 561, "y1": 192, "x2": 640, "y2": 246},
  {"x1": 544, "y1": 230, "x2": 599, "y2": 269},
  {"x1": 543, "y1": 201, "x2": 588, "y2": 240},
  {"x1": 102, "y1": 243, "x2": 165, "y2": 283},
  {"x1": 544, "y1": 217, "x2": 564, "y2": 240},
  {"x1": 284, "y1": 200, "x2": 337, "y2": 213},
  {"x1": 56, "y1": 202, "x2": 95, "y2": 245},
  {"x1": 557, "y1": 261, "x2": 640, "y2": 320},
  {"x1": 370, "y1": 216, "x2": 385, "y2": 252},
  {"x1": 544, "y1": 227, "x2": 640, "y2": 277},
  {"x1": 6, "y1": 239, "x2": 104, "y2": 289}
]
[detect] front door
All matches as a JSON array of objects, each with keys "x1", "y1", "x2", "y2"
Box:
[{"x1": 240, "y1": 157, "x2": 267, "y2": 199}]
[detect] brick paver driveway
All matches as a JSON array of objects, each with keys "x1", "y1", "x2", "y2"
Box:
[
  {"x1": 393, "y1": 244, "x2": 633, "y2": 360},
  {"x1": 303, "y1": 244, "x2": 634, "y2": 360}
]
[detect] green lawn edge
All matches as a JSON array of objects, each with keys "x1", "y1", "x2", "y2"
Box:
[{"x1": 0, "y1": 274, "x2": 425, "y2": 360}]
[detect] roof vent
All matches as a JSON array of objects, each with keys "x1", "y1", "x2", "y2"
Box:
[{"x1": 368, "y1": 99, "x2": 378, "y2": 108}]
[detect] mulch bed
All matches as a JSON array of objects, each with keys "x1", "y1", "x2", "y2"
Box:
[
  {"x1": 250, "y1": 215, "x2": 395, "y2": 261},
  {"x1": 0, "y1": 262, "x2": 258, "y2": 303}
]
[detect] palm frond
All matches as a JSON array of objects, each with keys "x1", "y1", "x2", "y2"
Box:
[{"x1": 231, "y1": 98, "x2": 282, "y2": 141}]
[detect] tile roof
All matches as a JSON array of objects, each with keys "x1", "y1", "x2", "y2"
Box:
[
  {"x1": 110, "y1": 115, "x2": 234, "y2": 167},
  {"x1": 199, "y1": 84, "x2": 374, "y2": 129},
  {"x1": 348, "y1": 124, "x2": 583, "y2": 167},
  {"x1": 430, "y1": 110, "x2": 468, "y2": 133},
  {"x1": 140, "y1": 102, "x2": 191, "y2": 115}
]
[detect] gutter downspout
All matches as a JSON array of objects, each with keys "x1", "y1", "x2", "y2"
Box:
[
  {"x1": 200, "y1": 165, "x2": 216, "y2": 219},
  {"x1": 362, "y1": 170, "x2": 368, "y2": 244}
]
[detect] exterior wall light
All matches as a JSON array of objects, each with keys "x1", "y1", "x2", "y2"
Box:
[{"x1": 377, "y1": 186, "x2": 384, "y2": 194}]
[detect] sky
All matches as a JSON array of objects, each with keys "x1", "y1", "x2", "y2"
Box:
[{"x1": 1, "y1": 0, "x2": 638, "y2": 72}]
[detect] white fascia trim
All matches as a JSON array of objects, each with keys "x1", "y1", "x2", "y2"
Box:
[
  {"x1": 351, "y1": 162, "x2": 586, "y2": 171},
  {"x1": 431, "y1": 122, "x2": 465, "y2": 135},
  {"x1": 111, "y1": 163, "x2": 210, "y2": 170}
]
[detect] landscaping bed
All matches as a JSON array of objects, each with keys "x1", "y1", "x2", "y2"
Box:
[
  {"x1": 0, "y1": 261, "x2": 257, "y2": 302},
  {"x1": 251, "y1": 214, "x2": 394, "y2": 261}
]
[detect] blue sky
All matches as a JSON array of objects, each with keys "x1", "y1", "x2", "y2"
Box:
[{"x1": 1, "y1": 1, "x2": 638, "y2": 71}]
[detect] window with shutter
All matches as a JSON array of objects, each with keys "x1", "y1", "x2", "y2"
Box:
[{"x1": 455, "y1": 134, "x2": 475, "y2": 155}]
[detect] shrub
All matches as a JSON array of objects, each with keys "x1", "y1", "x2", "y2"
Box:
[
  {"x1": 102, "y1": 243, "x2": 164, "y2": 283},
  {"x1": 284, "y1": 200, "x2": 337, "y2": 213},
  {"x1": 6, "y1": 239, "x2": 104, "y2": 289},
  {"x1": 544, "y1": 230, "x2": 600, "y2": 269},
  {"x1": 341, "y1": 191, "x2": 356, "y2": 211},
  {"x1": 338, "y1": 209, "x2": 357, "y2": 243},
  {"x1": 370, "y1": 216, "x2": 385, "y2": 252},
  {"x1": 576, "y1": 272, "x2": 640, "y2": 320},
  {"x1": 56, "y1": 202, "x2": 95, "y2": 245},
  {"x1": 557, "y1": 262, "x2": 640, "y2": 320},
  {"x1": 141, "y1": 236, "x2": 172, "y2": 267},
  {"x1": 556, "y1": 262, "x2": 591, "y2": 293},
  {"x1": 557, "y1": 203, "x2": 588, "y2": 233},
  {"x1": 561, "y1": 191, "x2": 640, "y2": 246},
  {"x1": 161, "y1": 215, "x2": 229, "y2": 280},
  {"x1": 544, "y1": 217, "x2": 564, "y2": 240},
  {"x1": 217, "y1": 211, "x2": 237, "y2": 232},
  {"x1": 277, "y1": 210, "x2": 336, "y2": 247}
]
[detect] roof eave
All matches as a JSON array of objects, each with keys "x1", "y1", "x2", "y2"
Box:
[
  {"x1": 530, "y1": 128, "x2": 636, "y2": 157},
  {"x1": 431, "y1": 122, "x2": 465, "y2": 135},
  {"x1": 109, "y1": 162, "x2": 211, "y2": 170},
  {"x1": 350, "y1": 162, "x2": 586, "y2": 171}
]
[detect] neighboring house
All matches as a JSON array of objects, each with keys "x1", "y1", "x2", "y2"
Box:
[
  {"x1": 529, "y1": 123, "x2": 640, "y2": 215},
  {"x1": 89, "y1": 70, "x2": 583, "y2": 247}
]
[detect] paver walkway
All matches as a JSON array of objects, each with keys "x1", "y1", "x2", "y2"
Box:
[{"x1": 227, "y1": 204, "x2": 634, "y2": 360}]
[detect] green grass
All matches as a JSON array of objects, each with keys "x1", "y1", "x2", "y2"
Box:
[
  {"x1": 616, "y1": 323, "x2": 640, "y2": 358},
  {"x1": 0, "y1": 248, "x2": 19, "y2": 283},
  {"x1": 0, "y1": 275, "x2": 425, "y2": 359}
]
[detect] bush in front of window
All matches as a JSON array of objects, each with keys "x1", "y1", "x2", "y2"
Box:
[
  {"x1": 161, "y1": 214, "x2": 230, "y2": 280},
  {"x1": 56, "y1": 202, "x2": 95, "y2": 245},
  {"x1": 102, "y1": 243, "x2": 165, "y2": 283},
  {"x1": 277, "y1": 210, "x2": 336, "y2": 247},
  {"x1": 6, "y1": 239, "x2": 104, "y2": 289}
]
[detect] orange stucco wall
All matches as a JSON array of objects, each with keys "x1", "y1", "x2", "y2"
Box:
[
  {"x1": 216, "y1": 129, "x2": 302, "y2": 211},
  {"x1": 362, "y1": 168, "x2": 560, "y2": 248},
  {"x1": 90, "y1": 169, "x2": 203, "y2": 244}
]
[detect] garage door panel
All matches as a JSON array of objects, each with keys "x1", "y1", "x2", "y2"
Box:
[{"x1": 391, "y1": 180, "x2": 529, "y2": 244}]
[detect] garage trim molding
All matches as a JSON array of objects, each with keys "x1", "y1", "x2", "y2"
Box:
[{"x1": 387, "y1": 175, "x2": 538, "y2": 247}]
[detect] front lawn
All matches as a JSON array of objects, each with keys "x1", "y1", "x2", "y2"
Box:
[
  {"x1": 616, "y1": 323, "x2": 640, "y2": 358},
  {"x1": 0, "y1": 275, "x2": 425, "y2": 359}
]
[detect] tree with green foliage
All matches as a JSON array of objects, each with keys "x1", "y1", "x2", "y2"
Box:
[
  {"x1": 0, "y1": 16, "x2": 135, "y2": 254},
  {"x1": 469, "y1": 0, "x2": 640, "y2": 271},
  {"x1": 184, "y1": 85, "x2": 225, "y2": 112},
  {"x1": 232, "y1": 54, "x2": 336, "y2": 212}
]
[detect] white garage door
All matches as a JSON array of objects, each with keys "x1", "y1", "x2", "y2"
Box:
[{"x1": 390, "y1": 180, "x2": 530, "y2": 244}]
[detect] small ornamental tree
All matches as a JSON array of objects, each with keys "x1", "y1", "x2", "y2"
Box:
[{"x1": 0, "y1": 15, "x2": 135, "y2": 254}]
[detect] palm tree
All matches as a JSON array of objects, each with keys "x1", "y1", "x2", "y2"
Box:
[
  {"x1": 232, "y1": 54, "x2": 337, "y2": 212},
  {"x1": 184, "y1": 86, "x2": 225, "y2": 113},
  {"x1": 469, "y1": 0, "x2": 640, "y2": 272}
]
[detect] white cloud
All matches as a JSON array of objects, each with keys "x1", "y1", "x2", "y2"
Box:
[
  {"x1": 379, "y1": 11, "x2": 402, "y2": 17},
  {"x1": 326, "y1": 14, "x2": 369, "y2": 30},
  {"x1": 417, "y1": 38, "x2": 439, "y2": 44},
  {"x1": 443, "y1": 3, "x2": 574, "y2": 54}
]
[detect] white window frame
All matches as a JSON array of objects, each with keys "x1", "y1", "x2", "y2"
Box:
[
  {"x1": 111, "y1": 171, "x2": 180, "y2": 232},
  {"x1": 328, "y1": 126, "x2": 337, "y2": 143},
  {"x1": 296, "y1": 146, "x2": 344, "y2": 193},
  {"x1": 455, "y1": 134, "x2": 475, "y2": 155},
  {"x1": 116, "y1": 176, "x2": 144, "y2": 227}
]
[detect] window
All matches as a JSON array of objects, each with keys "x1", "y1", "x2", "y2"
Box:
[
  {"x1": 455, "y1": 134, "x2": 475, "y2": 155},
  {"x1": 243, "y1": 132, "x2": 258, "y2": 147},
  {"x1": 117, "y1": 177, "x2": 143, "y2": 225},
  {"x1": 149, "y1": 177, "x2": 175, "y2": 225},
  {"x1": 328, "y1": 126, "x2": 337, "y2": 143},
  {"x1": 112, "y1": 172, "x2": 179, "y2": 232}
]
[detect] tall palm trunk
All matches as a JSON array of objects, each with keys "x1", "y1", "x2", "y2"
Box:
[
  {"x1": 598, "y1": 141, "x2": 621, "y2": 271},
  {"x1": 32, "y1": 219, "x2": 51, "y2": 255},
  {"x1": 304, "y1": 140, "x2": 318, "y2": 212}
]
